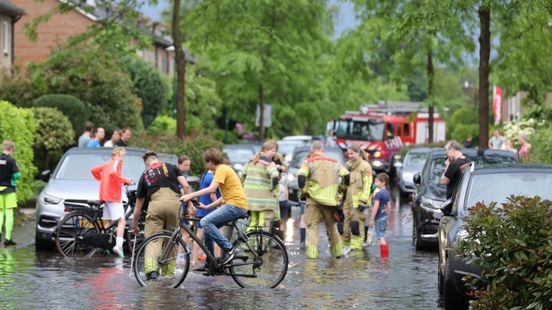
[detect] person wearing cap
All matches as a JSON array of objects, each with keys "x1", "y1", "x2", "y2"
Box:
[{"x1": 131, "y1": 151, "x2": 195, "y2": 280}]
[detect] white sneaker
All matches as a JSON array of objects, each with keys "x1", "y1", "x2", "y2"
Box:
[
  {"x1": 112, "y1": 245, "x2": 125, "y2": 258},
  {"x1": 342, "y1": 246, "x2": 351, "y2": 256}
]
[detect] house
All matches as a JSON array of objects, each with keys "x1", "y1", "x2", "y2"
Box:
[
  {"x1": 10, "y1": 0, "x2": 174, "y2": 76},
  {"x1": 0, "y1": 0, "x2": 24, "y2": 70}
]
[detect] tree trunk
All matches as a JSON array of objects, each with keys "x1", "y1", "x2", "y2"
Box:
[
  {"x1": 258, "y1": 81, "x2": 265, "y2": 140},
  {"x1": 478, "y1": 5, "x2": 491, "y2": 148},
  {"x1": 172, "y1": 0, "x2": 186, "y2": 139},
  {"x1": 427, "y1": 48, "x2": 434, "y2": 144}
]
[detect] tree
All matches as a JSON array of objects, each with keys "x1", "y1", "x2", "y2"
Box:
[{"x1": 171, "y1": 0, "x2": 186, "y2": 139}]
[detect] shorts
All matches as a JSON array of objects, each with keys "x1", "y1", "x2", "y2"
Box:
[
  {"x1": 103, "y1": 202, "x2": 125, "y2": 220},
  {"x1": 279, "y1": 200, "x2": 291, "y2": 220},
  {"x1": 0, "y1": 192, "x2": 17, "y2": 209},
  {"x1": 375, "y1": 215, "x2": 388, "y2": 240}
]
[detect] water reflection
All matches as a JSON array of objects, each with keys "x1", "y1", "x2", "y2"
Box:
[{"x1": 0, "y1": 192, "x2": 442, "y2": 309}]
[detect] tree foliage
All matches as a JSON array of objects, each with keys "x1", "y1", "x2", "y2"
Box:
[
  {"x1": 32, "y1": 94, "x2": 89, "y2": 136},
  {"x1": 0, "y1": 101, "x2": 37, "y2": 203}
]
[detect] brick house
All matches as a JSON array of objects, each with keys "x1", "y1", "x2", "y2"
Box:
[
  {"x1": 11, "y1": 0, "x2": 174, "y2": 76},
  {"x1": 0, "y1": 0, "x2": 24, "y2": 70}
]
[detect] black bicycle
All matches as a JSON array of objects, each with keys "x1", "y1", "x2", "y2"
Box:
[
  {"x1": 132, "y1": 204, "x2": 288, "y2": 289},
  {"x1": 54, "y1": 188, "x2": 143, "y2": 258}
]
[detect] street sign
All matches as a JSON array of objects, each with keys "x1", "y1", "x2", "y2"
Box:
[{"x1": 255, "y1": 104, "x2": 272, "y2": 127}]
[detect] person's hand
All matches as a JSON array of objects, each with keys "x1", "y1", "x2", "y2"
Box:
[
  {"x1": 369, "y1": 219, "x2": 375, "y2": 228},
  {"x1": 198, "y1": 203, "x2": 210, "y2": 210},
  {"x1": 186, "y1": 204, "x2": 197, "y2": 217},
  {"x1": 132, "y1": 220, "x2": 139, "y2": 235},
  {"x1": 125, "y1": 179, "x2": 135, "y2": 186},
  {"x1": 180, "y1": 194, "x2": 192, "y2": 202}
]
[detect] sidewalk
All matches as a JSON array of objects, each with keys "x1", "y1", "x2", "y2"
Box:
[{"x1": 1, "y1": 208, "x2": 36, "y2": 250}]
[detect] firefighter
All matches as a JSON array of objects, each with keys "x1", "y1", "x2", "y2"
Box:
[
  {"x1": 298, "y1": 141, "x2": 349, "y2": 259},
  {"x1": 341, "y1": 144, "x2": 373, "y2": 253}
]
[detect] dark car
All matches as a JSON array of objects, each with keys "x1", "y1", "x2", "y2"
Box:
[
  {"x1": 412, "y1": 149, "x2": 518, "y2": 250},
  {"x1": 223, "y1": 144, "x2": 256, "y2": 172},
  {"x1": 35, "y1": 147, "x2": 178, "y2": 250},
  {"x1": 287, "y1": 146, "x2": 346, "y2": 202},
  {"x1": 437, "y1": 165, "x2": 552, "y2": 309}
]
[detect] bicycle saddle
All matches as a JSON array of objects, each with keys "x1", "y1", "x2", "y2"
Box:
[{"x1": 87, "y1": 200, "x2": 104, "y2": 208}]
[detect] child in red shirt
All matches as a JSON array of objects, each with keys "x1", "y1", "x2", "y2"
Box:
[{"x1": 91, "y1": 147, "x2": 132, "y2": 257}]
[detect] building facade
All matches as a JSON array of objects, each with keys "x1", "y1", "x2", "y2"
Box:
[{"x1": 0, "y1": 0, "x2": 24, "y2": 70}]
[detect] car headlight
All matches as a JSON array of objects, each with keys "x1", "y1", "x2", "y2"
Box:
[
  {"x1": 42, "y1": 194, "x2": 62, "y2": 205},
  {"x1": 287, "y1": 173, "x2": 295, "y2": 182},
  {"x1": 420, "y1": 197, "x2": 442, "y2": 213},
  {"x1": 374, "y1": 151, "x2": 381, "y2": 158},
  {"x1": 372, "y1": 160, "x2": 383, "y2": 167},
  {"x1": 233, "y1": 163, "x2": 243, "y2": 171}
]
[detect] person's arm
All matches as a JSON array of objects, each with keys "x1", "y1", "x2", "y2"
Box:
[
  {"x1": 131, "y1": 197, "x2": 145, "y2": 234},
  {"x1": 441, "y1": 159, "x2": 452, "y2": 184},
  {"x1": 181, "y1": 181, "x2": 220, "y2": 202},
  {"x1": 201, "y1": 197, "x2": 223, "y2": 209},
  {"x1": 91, "y1": 165, "x2": 102, "y2": 181},
  {"x1": 370, "y1": 200, "x2": 380, "y2": 227},
  {"x1": 361, "y1": 165, "x2": 373, "y2": 206},
  {"x1": 177, "y1": 175, "x2": 191, "y2": 194}
]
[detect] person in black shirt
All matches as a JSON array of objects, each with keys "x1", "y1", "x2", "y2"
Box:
[
  {"x1": 441, "y1": 140, "x2": 471, "y2": 199},
  {"x1": 131, "y1": 151, "x2": 195, "y2": 280},
  {"x1": 0, "y1": 141, "x2": 21, "y2": 246}
]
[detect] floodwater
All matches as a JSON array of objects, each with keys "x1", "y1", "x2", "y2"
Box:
[{"x1": 0, "y1": 191, "x2": 442, "y2": 309}]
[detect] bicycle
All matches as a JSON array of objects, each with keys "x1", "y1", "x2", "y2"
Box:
[
  {"x1": 132, "y1": 202, "x2": 288, "y2": 289},
  {"x1": 54, "y1": 187, "x2": 143, "y2": 258}
]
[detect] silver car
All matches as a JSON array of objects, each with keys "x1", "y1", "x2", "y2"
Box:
[
  {"x1": 35, "y1": 147, "x2": 178, "y2": 250},
  {"x1": 398, "y1": 148, "x2": 430, "y2": 196}
]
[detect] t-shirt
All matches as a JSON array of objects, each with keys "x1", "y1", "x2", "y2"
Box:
[
  {"x1": 103, "y1": 140, "x2": 114, "y2": 147},
  {"x1": 78, "y1": 134, "x2": 91, "y2": 147},
  {"x1": 197, "y1": 171, "x2": 221, "y2": 217},
  {"x1": 489, "y1": 136, "x2": 505, "y2": 149},
  {"x1": 137, "y1": 162, "x2": 181, "y2": 199},
  {"x1": 444, "y1": 157, "x2": 471, "y2": 199},
  {"x1": 374, "y1": 188, "x2": 390, "y2": 219},
  {"x1": 0, "y1": 153, "x2": 19, "y2": 194},
  {"x1": 87, "y1": 139, "x2": 101, "y2": 148},
  {"x1": 213, "y1": 164, "x2": 248, "y2": 209},
  {"x1": 116, "y1": 140, "x2": 128, "y2": 147}
]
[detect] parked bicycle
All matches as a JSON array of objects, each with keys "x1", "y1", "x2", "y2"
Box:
[
  {"x1": 54, "y1": 187, "x2": 144, "y2": 258},
  {"x1": 132, "y1": 201, "x2": 288, "y2": 289}
]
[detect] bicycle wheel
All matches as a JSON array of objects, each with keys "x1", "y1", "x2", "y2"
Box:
[
  {"x1": 55, "y1": 212, "x2": 101, "y2": 258},
  {"x1": 133, "y1": 232, "x2": 190, "y2": 288},
  {"x1": 229, "y1": 231, "x2": 288, "y2": 288}
]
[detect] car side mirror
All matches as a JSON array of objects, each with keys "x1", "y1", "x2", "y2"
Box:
[
  {"x1": 440, "y1": 199, "x2": 454, "y2": 216},
  {"x1": 413, "y1": 173, "x2": 421, "y2": 185},
  {"x1": 41, "y1": 170, "x2": 51, "y2": 182}
]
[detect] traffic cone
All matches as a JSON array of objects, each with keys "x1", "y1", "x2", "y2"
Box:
[{"x1": 380, "y1": 243, "x2": 389, "y2": 257}]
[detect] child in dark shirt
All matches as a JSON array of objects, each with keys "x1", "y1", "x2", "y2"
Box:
[{"x1": 370, "y1": 173, "x2": 391, "y2": 257}]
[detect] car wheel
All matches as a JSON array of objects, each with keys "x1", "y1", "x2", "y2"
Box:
[
  {"x1": 35, "y1": 231, "x2": 53, "y2": 251},
  {"x1": 443, "y1": 259, "x2": 468, "y2": 310}
]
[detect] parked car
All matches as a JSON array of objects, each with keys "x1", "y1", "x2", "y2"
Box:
[
  {"x1": 282, "y1": 135, "x2": 312, "y2": 143},
  {"x1": 398, "y1": 148, "x2": 431, "y2": 197},
  {"x1": 287, "y1": 146, "x2": 346, "y2": 202},
  {"x1": 438, "y1": 165, "x2": 552, "y2": 309},
  {"x1": 277, "y1": 140, "x2": 308, "y2": 164},
  {"x1": 412, "y1": 149, "x2": 518, "y2": 250},
  {"x1": 223, "y1": 144, "x2": 256, "y2": 172},
  {"x1": 35, "y1": 147, "x2": 178, "y2": 250}
]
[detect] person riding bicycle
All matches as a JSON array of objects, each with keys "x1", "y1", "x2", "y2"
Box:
[
  {"x1": 180, "y1": 148, "x2": 248, "y2": 267},
  {"x1": 90, "y1": 147, "x2": 133, "y2": 258},
  {"x1": 131, "y1": 151, "x2": 195, "y2": 280}
]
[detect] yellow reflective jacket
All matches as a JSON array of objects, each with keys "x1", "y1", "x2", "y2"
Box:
[{"x1": 298, "y1": 153, "x2": 349, "y2": 207}]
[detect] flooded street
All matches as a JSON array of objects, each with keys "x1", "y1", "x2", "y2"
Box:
[{"x1": 0, "y1": 190, "x2": 442, "y2": 309}]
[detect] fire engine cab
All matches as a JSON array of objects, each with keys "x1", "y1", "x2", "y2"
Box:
[{"x1": 327, "y1": 101, "x2": 446, "y2": 172}]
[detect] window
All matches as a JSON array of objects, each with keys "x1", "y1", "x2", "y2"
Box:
[
  {"x1": 403, "y1": 123, "x2": 410, "y2": 137},
  {"x1": 3, "y1": 21, "x2": 9, "y2": 55}
]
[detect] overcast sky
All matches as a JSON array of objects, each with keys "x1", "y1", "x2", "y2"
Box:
[{"x1": 140, "y1": 0, "x2": 359, "y2": 38}]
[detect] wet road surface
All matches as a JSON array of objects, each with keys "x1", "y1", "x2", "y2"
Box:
[{"x1": 0, "y1": 192, "x2": 443, "y2": 309}]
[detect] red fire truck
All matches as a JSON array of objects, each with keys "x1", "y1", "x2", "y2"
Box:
[{"x1": 327, "y1": 101, "x2": 446, "y2": 172}]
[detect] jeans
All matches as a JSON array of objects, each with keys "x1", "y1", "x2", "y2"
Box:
[{"x1": 200, "y1": 204, "x2": 247, "y2": 251}]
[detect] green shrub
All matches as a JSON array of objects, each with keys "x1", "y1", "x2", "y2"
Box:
[
  {"x1": 0, "y1": 69, "x2": 42, "y2": 107},
  {"x1": 147, "y1": 115, "x2": 177, "y2": 135},
  {"x1": 448, "y1": 106, "x2": 479, "y2": 142},
  {"x1": 0, "y1": 101, "x2": 37, "y2": 203},
  {"x1": 528, "y1": 126, "x2": 552, "y2": 164},
  {"x1": 132, "y1": 133, "x2": 223, "y2": 176},
  {"x1": 458, "y1": 196, "x2": 552, "y2": 309},
  {"x1": 29, "y1": 45, "x2": 144, "y2": 131},
  {"x1": 120, "y1": 57, "x2": 169, "y2": 128},
  {"x1": 32, "y1": 94, "x2": 89, "y2": 135},
  {"x1": 31, "y1": 107, "x2": 75, "y2": 171}
]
